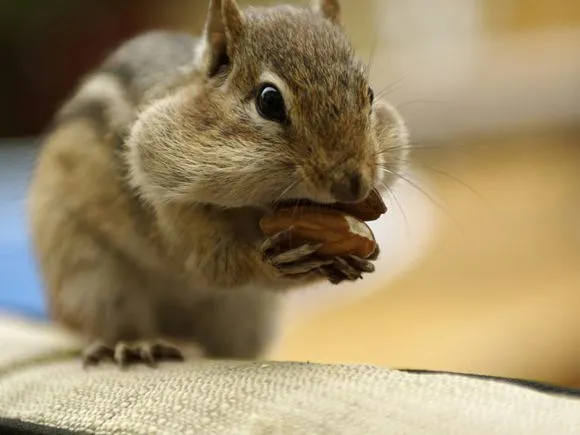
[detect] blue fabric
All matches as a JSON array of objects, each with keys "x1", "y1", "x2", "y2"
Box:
[{"x1": 0, "y1": 140, "x2": 47, "y2": 319}]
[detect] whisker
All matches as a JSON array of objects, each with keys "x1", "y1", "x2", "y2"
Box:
[
  {"x1": 291, "y1": 197, "x2": 305, "y2": 221},
  {"x1": 377, "y1": 86, "x2": 404, "y2": 100},
  {"x1": 378, "y1": 180, "x2": 411, "y2": 238},
  {"x1": 366, "y1": 1, "x2": 380, "y2": 74},
  {"x1": 395, "y1": 158, "x2": 489, "y2": 207},
  {"x1": 273, "y1": 179, "x2": 300, "y2": 204},
  {"x1": 375, "y1": 141, "x2": 486, "y2": 157},
  {"x1": 375, "y1": 76, "x2": 407, "y2": 99},
  {"x1": 396, "y1": 99, "x2": 446, "y2": 111},
  {"x1": 380, "y1": 166, "x2": 464, "y2": 232}
]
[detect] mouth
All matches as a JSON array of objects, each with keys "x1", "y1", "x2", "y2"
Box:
[{"x1": 271, "y1": 188, "x2": 387, "y2": 222}]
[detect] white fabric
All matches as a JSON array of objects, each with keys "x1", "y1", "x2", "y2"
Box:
[{"x1": 1, "y1": 314, "x2": 580, "y2": 435}]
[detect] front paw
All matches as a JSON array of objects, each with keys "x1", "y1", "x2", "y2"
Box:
[
  {"x1": 260, "y1": 228, "x2": 333, "y2": 278},
  {"x1": 320, "y1": 255, "x2": 376, "y2": 285},
  {"x1": 260, "y1": 229, "x2": 376, "y2": 284}
]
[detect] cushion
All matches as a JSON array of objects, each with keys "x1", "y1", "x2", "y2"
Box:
[{"x1": 1, "y1": 314, "x2": 580, "y2": 435}]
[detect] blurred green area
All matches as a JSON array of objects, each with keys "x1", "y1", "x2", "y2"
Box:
[
  {"x1": 0, "y1": 1, "x2": 174, "y2": 137},
  {"x1": 0, "y1": 0, "x2": 379, "y2": 138}
]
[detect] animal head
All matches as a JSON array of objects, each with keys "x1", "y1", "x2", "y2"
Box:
[{"x1": 128, "y1": 0, "x2": 408, "y2": 208}]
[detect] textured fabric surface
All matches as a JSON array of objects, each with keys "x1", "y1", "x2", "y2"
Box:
[{"x1": 2, "y1": 315, "x2": 580, "y2": 435}]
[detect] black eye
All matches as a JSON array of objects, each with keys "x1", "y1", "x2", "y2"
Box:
[
  {"x1": 256, "y1": 83, "x2": 287, "y2": 123},
  {"x1": 368, "y1": 86, "x2": 374, "y2": 105}
]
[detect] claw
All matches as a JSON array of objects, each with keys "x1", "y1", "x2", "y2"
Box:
[
  {"x1": 320, "y1": 266, "x2": 345, "y2": 285},
  {"x1": 334, "y1": 257, "x2": 363, "y2": 281},
  {"x1": 260, "y1": 228, "x2": 294, "y2": 253},
  {"x1": 270, "y1": 243, "x2": 323, "y2": 265},
  {"x1": 82, "y1": 341, "x2": 113, "y2": 368},
  {"x1": 261, "y1": 229, "x2": 330, "y2": 279},
  {"x1": 318, "y1": 254, "x2": 377, "y2": 285},
  {"x1": 348, "y1": 255, "x2": 375, "y2": 273},
  {"x1": 278, "y1": 259, "x2": 333, "y2": 275},
  {"x1": 150, "y1": 342, "x2": 184, "y2": 360},
  {"x1": 82, "y1": 340, "x2": 184, "y2": 368},
  {"x1": 367, "y1": 245, "x2": 380, "y2": 261},
  {"x1": 113, "y1": 342, "x2": 133, "y2": 368},
  {"x1": 139, "y1": 343, "x2": 158, "y2": 368}
]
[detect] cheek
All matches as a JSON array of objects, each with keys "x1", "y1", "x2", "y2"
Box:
[
  {"x1": 370, "y1": 102, "x2": 411, "y2": 188},
  {"x1": 375, "y1": 102, "x2": 409, "y2": 153},
  {"x1": 125, "y1": 98, "x2": 177, "y2": 186}
]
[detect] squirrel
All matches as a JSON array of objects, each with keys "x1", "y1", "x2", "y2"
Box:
[{"x1": 27, "y1": 0, "x2": 409, "y2": 367}]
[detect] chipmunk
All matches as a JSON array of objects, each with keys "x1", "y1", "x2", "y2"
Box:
[{"x1": 27, "y1": 0, "x2": 409, "y2": 367}]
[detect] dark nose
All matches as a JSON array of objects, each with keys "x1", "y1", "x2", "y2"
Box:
[{"x1": 330, "y1": 172, "x2": 366, "y2": 203}]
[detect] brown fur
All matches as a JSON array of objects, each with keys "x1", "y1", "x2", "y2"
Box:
[{"x1": 27, "y1": 0, "x2": 408, "y2": 363}]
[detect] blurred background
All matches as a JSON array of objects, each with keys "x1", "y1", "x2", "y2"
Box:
[{"x1": 1, "y1": 0, "x2": 580, "y2": 388}]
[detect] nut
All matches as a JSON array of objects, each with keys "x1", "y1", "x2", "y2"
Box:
[
  {"x1": 333, "y1": 188, "x2": 387, "y2": 222},
  {"x1": 260, "y1": 206, "x2": 378, "y2": 259},
  {"x1": 272, "y1": 188, "x2": 387, "y2": 222}
]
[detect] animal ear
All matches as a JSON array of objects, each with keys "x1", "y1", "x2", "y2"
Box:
[
  {"x1": 313, "y1": 0, "x2": 341, "y2": 25},
  {"x1": 199, "y1": 0, "x2": 245, "y2": 77}
]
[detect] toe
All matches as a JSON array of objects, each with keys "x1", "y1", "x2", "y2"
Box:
[
  {"x1": 113, "y1": 342, "x2": 136, "y2": 368},
  {"x1": 278, "y1": 259, "x2": 333, "y2": 276},
  {"x1": 138, "y1": 343, "x2": 158, "y2": 368},
  {"x1": 270, "y1": 243, "x2": 322, "y2": 265},
  {"x1": 367, "y1": 245, "x2": 380, "y2": 260},
  {"x1": 260, "y1": 228, "x2": 294, "y2": 253},
  {"x1": 320, "y1": 266, "x2": 345, "y2": 285},
  {"x1": 348, "y1": 255, "x2": 375, "y2": 273},
  {"x1": 82, "y1": 342, "x2": 113, "y2": 367},
  {"x1": 152, "y1": 342, "x2": 185, "y2": 361},
  {"x1": 334, "y1": 257, "x2": 362, "y2": 280}
]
